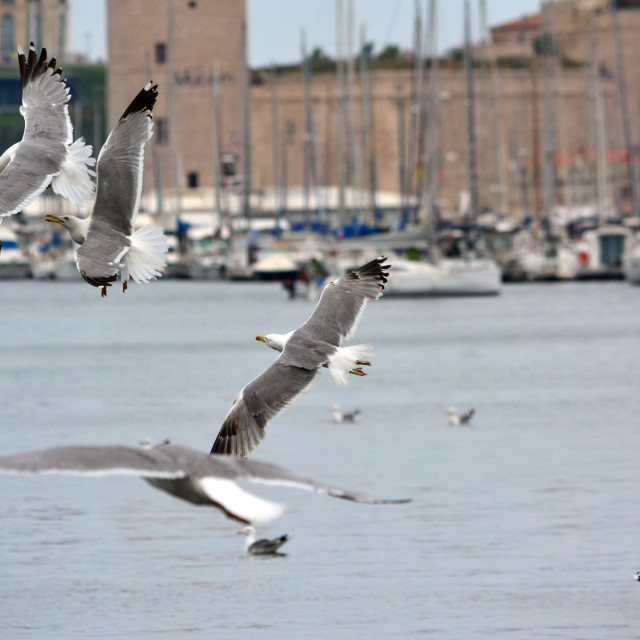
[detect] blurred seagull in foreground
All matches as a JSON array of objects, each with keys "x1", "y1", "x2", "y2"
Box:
[
  {"x1": 634, "y1": 571, "x2": 640, "y2": 582},
  {"x1": 0, "y1": 43, "x2": 95, "y2": 218},
  {"x1": 0, "y1": 440, "x2": 410, "y2": 526},
  {"x1": 446, "y1": 407, "x2": 475, "y2": 427},
  {"x1": 330, "y1": 405, "x2": 361, "y2": 424},
  {"x1": 46, "y1": 82, "x2": 167, "y2": 296},
  {"x1": 238, "y1": 526, "x2": 288, "y2": 556},
  {"x1": 211, "y1": 257, "x2": 390, "y2": 458}
]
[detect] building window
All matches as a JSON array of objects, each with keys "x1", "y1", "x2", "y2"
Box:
[
  {"x1": 155, "y1": 42, "x2": 166, "y2": 64},
  {"x1": 1, "y1": 14, "x2": 13, "y2": 57},
  {"x1": 155, "y1": 118, "x2": 168, "y2": 145},
  {"x1": 187, "y1": 172, "x2": 199, "y2": 188},
  {"x1": 221, "y1": 153, "x2": 237, "y2": 177}
]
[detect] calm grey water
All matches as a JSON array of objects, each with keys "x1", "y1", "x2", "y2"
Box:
[{"x1": 1, "y1": 279, "x2": 640, "y2": 639}]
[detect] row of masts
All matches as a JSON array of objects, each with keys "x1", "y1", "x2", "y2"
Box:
[{"x1": 166, "y1": 0, "x2": 640, "y2": 238}]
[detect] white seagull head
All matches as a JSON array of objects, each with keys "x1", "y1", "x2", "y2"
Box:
[
  {"x1": 45, "y1": 213, "x2": 88, "y2": 245},
  {"x1": 255, "y1": 332, "x2": 293, "y2": 353}
]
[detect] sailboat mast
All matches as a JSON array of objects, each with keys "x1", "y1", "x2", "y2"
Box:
[
  {"x1": 211, "y1": 64, "x2": 224, "y2": 232},
  {"x1": 590, "y1": 26, "x2": 609, "y2": 218},
  {"x1": 396, "y1": 87, "x2": 407, "y2": 223},
  {"x1": 463, "y1": 0, "x2": 479, "y2": 224},
  {"x1": 406, "y1": 0, "x2": 424, "y2": 222},
  {"x1": 345, "y1": 0, "x2": 362, "y2": 220},
  {"x1": 168, "y1": 0, "x2": 183, "y2": 225},
  {"x1": 335, "y1": 0, "x2": 348, "y2": 227},
  {"x1": 540, "y1": 0, "x2": 557, "y2": 220},
  {"x1": 241, "y1": 21, "x2": 252, "y2": 228},
  {"x1": 301, "y1": 31, "x2": 312, "y2": 229},
  {"x1": 479, "y1": 0, "x2": 508, "y2": 214},
  {"x1": 360, "y1": 24, "x2": 377, "y2": 226},
  {"x1": 145, "y1": 51, "x2": 163, "y2": 219},
  {"x1": 425, "y1": 0, "x2": 439, "y2": 234},
  {"x1": 609, "y1": 0, "x2": 639, "y2": 218},
  {"x1": 270, "y1": 68, "x2": 282, "y2": 234}
]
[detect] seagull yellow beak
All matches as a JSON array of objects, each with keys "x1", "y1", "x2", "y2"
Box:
[
  {"x1": 45, "y1": 214, "x2": 64, "y2": 225},
  {"x1": 256, "y1": 335, "x2": 266, "y2": 343}
]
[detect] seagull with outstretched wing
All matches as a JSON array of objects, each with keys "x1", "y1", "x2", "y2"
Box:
[
  {"x1": 0, "y1": 43, "x2": 95, "y2": 218},
  {"x1": 46, "y1": 82, "x2": 167, "y2": 296},
  {"x1": 211, "y1": 257, "x2": 390, "y2": 458},
  {"x1": 0, "y1": 441, "x2": 409, "y2": 525}
]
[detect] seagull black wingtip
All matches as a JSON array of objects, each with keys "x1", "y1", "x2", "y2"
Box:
[{"x1": 120, "y1": 82, "x2": 159, "y2": 120}]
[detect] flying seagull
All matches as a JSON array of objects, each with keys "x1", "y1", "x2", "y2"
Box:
[
  {"x1": 0, "y1": 441, "x2": 409, "y2": 525},
  {"x1": 446, "y1": 407, "x2": 475, "y2": 426},
  {"x1": 238, "y1": 526, "x2": 288, "y2": 556},
  {"x1": 0, "y1": 43, "x2": 95, "y2": 218},
  {"x1": 211, "y1": 257, "x2": 390, "y2": 458},
  {"x1": 46, "y1": 81, "x2": 167, "y2": 296},
  {"x1": 330, "y1": 405, "x2": 361, "y2": 424}
]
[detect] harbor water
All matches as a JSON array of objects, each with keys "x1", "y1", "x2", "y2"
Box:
[{"x1": 0, "y1": 279, "x2": 639, "y2": 638}]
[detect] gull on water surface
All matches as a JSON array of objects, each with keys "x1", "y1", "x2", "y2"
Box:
[
  {"x1": 46, "y1": 82, "x2": 167, "y2": 296},
  {"x1": 0, "y1": 43, "x2": 95, "y2": 218},
  {"x1": 238, "y1": 526, "x2": 289, "y2": 556},
  {"x1": 330, "y1": 405, "x2": 361, "y2": 424},
  {"x1": 0, "y1": 441, "x2": 409, "y2": 525},
  {"x1": 446, "y1": 407, "x2": 475, "y2": 426},
  {"x1": 211, "y1": 257, "x2": 390, "y2": 458}
]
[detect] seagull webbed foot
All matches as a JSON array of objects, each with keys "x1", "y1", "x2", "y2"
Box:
[
  {"x1": 355, "y1": 360, "x2": 371, "y2": 367},
  {"x1": 350, "y1": 367, "x2": 366, "y2": 377},
  {"x1": 122, "y1": 280, "x2": 128, "y2": 293},
  {"x1": 101, "y1": 286, "x2": 107, "y2": 298}
]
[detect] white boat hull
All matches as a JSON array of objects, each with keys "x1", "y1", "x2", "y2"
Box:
[{"x1": 384, "y1": 258, "x2": 501, "y2": 297}]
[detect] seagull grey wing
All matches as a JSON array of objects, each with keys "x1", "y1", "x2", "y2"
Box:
[
  {"x1": 0, "y1": 443, "x2": 410, "y2": 525},
  {"x1": 0, "y1": 445, "x2": 185, "y2": 478},
  {"x1": 0, "y1": 45, "x2": 72, "y2": 217},
  {"x1": 89, "y1": 83, "x2": 157, "y2": 236},
  {"x1": 77, "y1": 83, "x2": 157, "y2": 285},
  {"x1": 211, "y1": 361, "x2": 318, "y2": 458},
  {"x1": 232, "y1": 457, "x2": 412, "y2": 505},
  {"x1": 299, "y1": 257, "x2": 389, "y2": 345}
]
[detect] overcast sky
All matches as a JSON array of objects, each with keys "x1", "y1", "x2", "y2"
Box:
[{"x1": 70, "y1": 0, "x2": 541, "y2": 65}]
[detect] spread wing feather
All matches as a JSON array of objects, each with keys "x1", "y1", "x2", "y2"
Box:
[
  {"x1": 211, "y1": 258, "x2": 389, "y2": 458},
  {"x1": 76, "y1": 83, "x2": 157, "y2": 287},
  {"x1": 211, "y1": 363, "x2": 318, "y2": 458},
  {"x1": 0, "y1": 44, "x2": 72, "y2": 216}
]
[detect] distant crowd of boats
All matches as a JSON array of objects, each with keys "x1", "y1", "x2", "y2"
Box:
[{"x1": 3, "y1": 212, "x2": 640, "y2": 296}]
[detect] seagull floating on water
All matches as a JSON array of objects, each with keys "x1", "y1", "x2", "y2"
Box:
[
  {"x1": 0, "y1": 43, "x2": 95, "y2": 218},
  {"x1": 330, "y1": 405, "x2": 361, "y2": 424},
  {"x1": 46, "y1": 81, "x2": 167, "y2": 296},
  {"x1": 238, "y1": 526, "x2": 288, "y2": 556},
  {"x1": 0, "y1": 440, "x2": 409, "y2": 525},
  {"x1": 211, "y1": 257, "x2": 390, "y2": 458},
  {"x1": 446, "y1": 407, "x2": 475, "y2": 426}
]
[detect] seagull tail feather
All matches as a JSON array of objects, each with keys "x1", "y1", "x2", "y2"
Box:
[
  {"x1": 121, "y1": 224, "x2": 168, "y2": 284},
  {"x1": 327, "y1": 343, "x2": 374, "y2": 387},
  {"x1": 51, "y1": 138, "x2": 96, "y2": 205}
]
